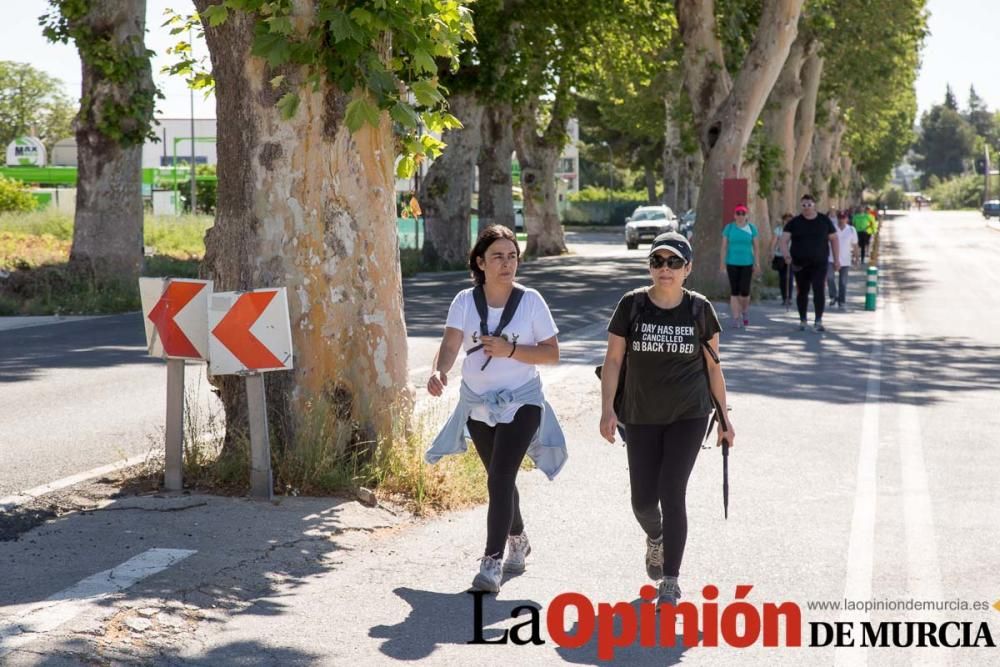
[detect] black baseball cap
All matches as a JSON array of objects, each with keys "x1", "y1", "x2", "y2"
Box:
[{"x1": 648, "y1": 232, "x2": 692, "y2": 263}]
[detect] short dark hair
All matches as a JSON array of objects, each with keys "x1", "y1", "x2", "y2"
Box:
[
  {"x1": 800, "y1": 193, "x2": 816, "y2": 202},
  {"x1": 469, "y1": 225, "x2": 520, "y2": 285}
]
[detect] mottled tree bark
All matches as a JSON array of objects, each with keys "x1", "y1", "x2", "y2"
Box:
[
  {"x1": 762, "y1": 36, "x2": 806, "y2": 218},
  {"x1": 477, "y1": 103, "x2": 515, "y2": 233},
  {"x1": 792, "y1": 50, "x2": 823, "y2": 201},
  {"x1": 67, "y1": 0, "x2": 154, "y2": 283},
  {"x1": 419, "y1": 93, "x2": 484, "y2": 266},
  {"x1": 513, "y1": 99, "x2": 568, "y2": 257},
  {"x1": 194, "y1": 1, "x2": 410, "y2": 455},
  {"x1": 676, "y1": 0, "x2": 805, "y2": 294}
]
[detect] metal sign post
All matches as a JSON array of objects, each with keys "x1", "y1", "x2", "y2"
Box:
[
  {"x1": 209, "y1": 288, "x2": 293, "y2": 501},
  {"x1": 245, "y1": 373, "x2": 273, "y2": 499},
  {"x1": 139, "y1": 278, "x2": 212, "y2": 492},
  {"x1": 164, "y1": 359, "x2": 186, "y2": 490}
]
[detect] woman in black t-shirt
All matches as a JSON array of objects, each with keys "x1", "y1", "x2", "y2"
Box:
[{"x1": 599, "y1": 232, "x2": 734, "y2": 607}]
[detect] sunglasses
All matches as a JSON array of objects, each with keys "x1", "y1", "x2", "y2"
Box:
[
  {"x1": 801, "y1": 201, "x2": 815, "y2": 208},
  {"x1": 649, "y1": 254, "x2": 687, "y2": 270},
  {"x1": 735, "y1": 211, "x2": 747, "y2": 216}
]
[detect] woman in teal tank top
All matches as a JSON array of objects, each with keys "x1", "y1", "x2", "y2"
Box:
[{"x1": 718, "y1": 205, "x2": 761, "y2": 328}]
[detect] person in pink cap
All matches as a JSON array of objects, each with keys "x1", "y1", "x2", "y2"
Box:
[{"x1": 719, "y1": 204, "x2": 761, "y2": 328}]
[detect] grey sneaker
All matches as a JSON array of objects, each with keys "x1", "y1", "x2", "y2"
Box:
[
  {"x1": 814, "y1": 321, "x2": 826, "y2": 332},
  {"x1": 658, "y1": 577, "x2": 682, "y2": 606},
  {"x1": 472, "y1": 555, "x2": 503, "y2": 593},
  {"x1": 503, "y1": 533, "x2": 531, "y2": 574},
  {"x1": 798, "y1": 320, "x2": 807, "y2": 331},
  {"x1": 645, "y1": 536, "x2": 664, "y2": 580}
]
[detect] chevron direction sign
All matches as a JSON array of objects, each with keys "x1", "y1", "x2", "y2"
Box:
[
  {"x1": 208, "y1": 288, "x2": 293, "y2": 376},
  {"x1": 139, "y1": 278, "x2": 212, "y2": 360}
]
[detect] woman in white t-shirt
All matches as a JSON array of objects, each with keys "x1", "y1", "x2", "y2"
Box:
[{"x1": 427, "y1": 225, "x2": 561, "y2": 594}]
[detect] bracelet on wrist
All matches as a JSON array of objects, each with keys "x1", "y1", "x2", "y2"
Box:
[{"x1": 507, "y1": 341, "x2": 517, "y2": 358}]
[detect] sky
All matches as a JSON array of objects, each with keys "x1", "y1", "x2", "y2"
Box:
[{"x1": 1, "y1": 0, "x2": 996, "y2": 121}]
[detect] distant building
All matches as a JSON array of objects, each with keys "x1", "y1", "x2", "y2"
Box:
[{"x1": 144, "y1": 118, "x2": 217, "y2": 169}]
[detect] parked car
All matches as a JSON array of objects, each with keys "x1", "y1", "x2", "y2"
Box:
[
  {"x1": 514, "y1": 203, "x2": 524, "y2": 230},
  {"x1": 983, "y1": 200, "x2": 1000, "y2": 219},
  {"x1": 624, "y1": 205, "x2": 678, "y2": 249},
  {"x1": 678, "y1": 208, "x2": 696, "y2": 239}
]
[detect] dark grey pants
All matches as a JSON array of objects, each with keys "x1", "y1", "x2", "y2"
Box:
[{"x1": 827, "y1": 264, "x2": 850, "y2": 305}]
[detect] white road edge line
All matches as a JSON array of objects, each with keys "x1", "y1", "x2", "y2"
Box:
[
  {"x1": 834, "y1": 299, "x2": 885, "y2": 667},
  {"x1": 0, "y1": 452, "x2": 152, "y2": 513},
  {"x1": 890, "y1": 300, "x2": 945, "y2": 666},
  {"x1": 0, "y1": 547, "x2": 197, "y2": 656}
]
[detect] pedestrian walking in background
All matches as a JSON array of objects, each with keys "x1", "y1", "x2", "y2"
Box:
[
  {"x1": 772, "y1": 213, "x2": 793, "y2": 306},
  {"x1": 853, "y1": 206, "x2": 872, "y2": 263},
  {"x1": 719, "y1": 205, "x2": 761, "y2": 328},
  {"x1": 599, "y1": 232, "x2": 733, "y2": 607},
  {"x1": 781, "y1": 194, "x2": 840, "y2": 332},
  {"x1": 425, "y1": 225, "x2": 565, "y2": 594},
  {"x1": 828, "y1": 212, "x2": 859, "y2": 310}
]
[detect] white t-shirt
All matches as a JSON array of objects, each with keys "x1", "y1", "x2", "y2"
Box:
[
  {"x1": 829, "y1": 224, "x2": 858, "y2": 265},
  {"x1": 445, "y1": 284, "x2": 559, "y2": 425}
]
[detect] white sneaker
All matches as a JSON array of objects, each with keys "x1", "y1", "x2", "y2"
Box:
[
  {"x1": 472, "y1": 555, "x2": 503, "y2": 593},
  {"x1": 503, "y1": 533, "x2": 531, "y2": 574}
]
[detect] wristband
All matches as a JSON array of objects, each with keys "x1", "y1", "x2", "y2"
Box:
[{"x1": 507, "y1": 341, "x2": 517, "y2": 358}]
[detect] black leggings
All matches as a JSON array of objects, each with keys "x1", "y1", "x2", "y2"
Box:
[
  {"x1": 467, "y1": 405, "x2": 541, "y2": 559},
  {"x1": 625, "y1": 416, "x2": 709, "y2": 578},
  {"x1": 793, "y1": 260, "x2": 827, "y2": 322}
]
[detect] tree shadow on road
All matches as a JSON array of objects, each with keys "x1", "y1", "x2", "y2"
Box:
[{"x1": 369, "y1": 587, "x2": 542, "y2": 660}]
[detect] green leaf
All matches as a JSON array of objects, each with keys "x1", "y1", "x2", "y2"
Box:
[
  {"x1": 390, "y1": 102, "x2": 420, "y2": 129},
  {"x1": 396, "y1": 155, "x2": 416, "y2": 178},
  {"x1": 202, "y1": 4, "x2": 229, "y2": 27},
  {"x1": 345, "y1": 97, "x2": 379, "y2": 132},
  {"x1": 269, "y1": 74, "x2": 285, "y2": 89},
  {"x1": 412, "y1": 49, "x2": 436, "y2": 74},
  {"x1": 410, "y1": 79, "x2": 443, "y2": 107},
  {"x1": 276, "y1": 92, "x2": 300, "y2": 119}
]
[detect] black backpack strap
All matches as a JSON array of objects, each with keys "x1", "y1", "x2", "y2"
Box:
[
  {"x1": 686, "y1": 289, "x2": 707, "y2": 344},
  {"x1": 627, "y1": 291, "x2": 646, "y2": 341},
  {"x1": 467, "y1": 285, "x2": 525, "y2": 370}
]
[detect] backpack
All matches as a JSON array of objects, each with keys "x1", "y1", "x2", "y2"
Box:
[
  {"x1": 467, "y1": 284, "x2": 525, "y2": 371},
  {"x1": 595, "y1": 289, "x2": 708, "y2": 418}
]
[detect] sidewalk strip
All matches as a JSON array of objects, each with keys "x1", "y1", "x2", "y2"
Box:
[
  {"x1": 0, "y1": 452, "x2": 152, "y2": 512},
  {"x1": 834, "y1": 301, "x2": 885, "y2": 667},
  {"x1": 0, "y1": 548, "x2": 196, "y2": 656}
]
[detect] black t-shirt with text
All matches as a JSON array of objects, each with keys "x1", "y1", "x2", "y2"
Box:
[
  {"x1": 784, "y1": 213, "x2": 836, "y2": 264},
  {"x1": 607, "y1": 288, "x2": 721, "y2": 425}
]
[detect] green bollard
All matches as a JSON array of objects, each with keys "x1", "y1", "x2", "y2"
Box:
[{"x1": 865, "y1": 265, "x2": 878, "y2": 311}]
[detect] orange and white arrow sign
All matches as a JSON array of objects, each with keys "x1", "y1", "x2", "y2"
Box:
[
  {"x1": 208, "y1": 288, "x2": 293, "y2": 375},
  {"x1": 139, "y1": 278, "x2": 212, "y2": 360}
]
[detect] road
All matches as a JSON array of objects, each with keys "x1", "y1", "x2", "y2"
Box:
[
  {"x1": 0, "y1": 231, "x2": 635, "y2": 500},
  {"x1": 2, "y1": 211, "x2": 999, "y2": 664}
]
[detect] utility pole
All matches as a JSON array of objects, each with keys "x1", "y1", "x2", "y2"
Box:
[{"x1": 189, "y1": 27, "x2": 197, "y2": 214}]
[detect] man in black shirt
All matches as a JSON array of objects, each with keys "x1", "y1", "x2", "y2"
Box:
[{"x1": 781, "y1": 193, "x2": 840, "y2": 331}]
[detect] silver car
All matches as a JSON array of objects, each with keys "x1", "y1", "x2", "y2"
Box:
[{"x1": 625, "y1": 205, "x2": 678, "y2": 249}]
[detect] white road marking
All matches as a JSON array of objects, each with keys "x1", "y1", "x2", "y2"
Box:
[
  {"x1": 890, "y1": 300, "x2": 945, "y2": 666},
  {"x1": 0, "y1": 452, "x2": 152, "y2": 512},
  {"x1": 834, "y1": 301, "x2": 884, "y2": 667},
  {"x1": 0, "y1": 548, "x2": 196, "y2": 656}
]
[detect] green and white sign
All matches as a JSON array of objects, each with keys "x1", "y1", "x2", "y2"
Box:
[{"x1": 5, "y1": 136, "x2": 47, "y2": 167}]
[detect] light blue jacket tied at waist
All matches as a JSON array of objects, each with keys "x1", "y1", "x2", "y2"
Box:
[{"x1": 424, "y1": 375, "x2": 568, "y2": 480}]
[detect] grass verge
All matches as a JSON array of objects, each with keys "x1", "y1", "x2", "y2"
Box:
[
  {"x1": 129, "y1": 387, "x2": 486, "y2": 516},
  {"x1": 0, "y1": 211, "x2": 210, "y2": 315}
]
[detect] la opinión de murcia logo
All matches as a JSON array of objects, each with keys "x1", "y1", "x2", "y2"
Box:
[{"x1": 467, "y1": 586, "x2": 999, "y2": 661}]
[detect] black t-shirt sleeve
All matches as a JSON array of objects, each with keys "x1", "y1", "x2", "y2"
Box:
[
  {"x1": 783, "y1": 218, "x2": 796, "y2": 235},
  {"x1": 608, "y1": 293, "x2": 633, "y2": 337},
  {"x1": 825, "y1": 216, "x2": 836, "y2": 235}
]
